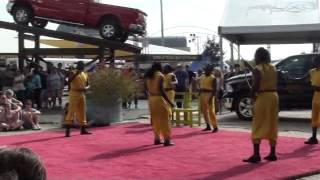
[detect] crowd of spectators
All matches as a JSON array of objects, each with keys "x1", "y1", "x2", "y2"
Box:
[
  {"x1": 2, "y1": 63, "x2": 67, "y2": 110},
  {"x1": 0, "y1": 62, "x2": 69, "y2": 132},
  {"x1": 0, "y1": 90, "x2": 41, "y2": 132}
]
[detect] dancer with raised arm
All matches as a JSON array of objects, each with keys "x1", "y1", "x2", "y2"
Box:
[{"x1": 243, "y1": 47, "x2": 279, "y2": 163}]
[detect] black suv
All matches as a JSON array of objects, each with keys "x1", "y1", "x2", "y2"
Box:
[{"x1": 224, "y1": 53, "x2": 317, "y2": 120}]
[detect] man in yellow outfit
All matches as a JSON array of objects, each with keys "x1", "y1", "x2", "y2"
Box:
[
  {"x1": 65, "y1": 61, "x2": 91, "y2": 137},
  {"x1": 145, "y1": 62, "x2": 175, "y2": 146},
  {"x1": 199, "y1": 64, "x2": 218, "y2": 133},
  {"x1": 305, "y1": 55, "x2": 320, "y2": 144},
  {"x1": 163, "y1": 64, "x2": 178, "y2": 106}
]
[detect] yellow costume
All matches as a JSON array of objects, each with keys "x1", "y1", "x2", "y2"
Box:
[
  {"x1": 147, "y1": 71, "x2": 172, "y2": 140},
  {"x1": 310, "y1": 69, "x2": 320, "y2": 127},
  {"x1": 252, "y1": 64, "x2": 279, "y2": 146},
  {"x1": 65, "y1": 71, "x2": 88, "y2": 126},
  {"x1": 199, "y1": 74, "x2": 217, "y2": 128},
  {"x1": 163, "y1": 73, "x2": 176, "y2": 104}
]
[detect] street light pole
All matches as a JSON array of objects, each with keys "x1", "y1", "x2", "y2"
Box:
[{"x1": 160, "y1": 0, "x2": 165, "y2": 46}]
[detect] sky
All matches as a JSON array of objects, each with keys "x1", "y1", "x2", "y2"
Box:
[{"x1": 0, "y1": 0, "x2": 316, "y2": 60}]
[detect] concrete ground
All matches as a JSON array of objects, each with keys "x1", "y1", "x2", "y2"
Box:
[{"x1": 0, "y1": 100, "x2": 319, "y2": 179}]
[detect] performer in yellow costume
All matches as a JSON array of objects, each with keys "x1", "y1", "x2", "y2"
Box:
[
  {"x1": 65, "y1": 61, "x2": 91, "y2": 137},
  {"x1": 163, "y1": 65, "x2": 178, "y2": 105},
  {"x1": 305, "y1": 55, "x2": 320, "y2": 145},
  {"x1": 243, "y1": 47, "x2": 279, "y2": 163},
  {"x1": 199, "y1": 65, "x2": 218, "y2": 132},
  {"x1": 145, "y1": 62, "x2": 175, "y2": 146}
]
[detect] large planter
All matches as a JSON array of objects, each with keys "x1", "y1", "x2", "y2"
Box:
[{"x1": 87, "y1": 98, "x2": 123, "y2": 126}]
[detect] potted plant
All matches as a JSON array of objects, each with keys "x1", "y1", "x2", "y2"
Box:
[{"x1": 86, "y1": 68, "x2": 137, "y2": 126}]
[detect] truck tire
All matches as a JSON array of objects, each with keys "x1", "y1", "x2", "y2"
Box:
[
  {"x1": 13, "y1": 6, "x2": 32, "y2": 25},
  {"x1": 31, "y1": 19, "x2": 48, "y2": 28},
  {"x1": 99, "y1": 19, "x2": 120, "y2": 40},
  {"x1": 235, "y1": 95, "x2": 254, "y2": 121}
]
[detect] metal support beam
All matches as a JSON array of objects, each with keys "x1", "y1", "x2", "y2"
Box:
[
  {"x1": 219, "y1": 36, "x2": 224, "y2": 70},
  {"x1": 18, "y1": 31, "x2": 25, "y2": 70},
  {"x1": 109, "y1": 49, "x2": 115, "y2": 68},
  {"x1": 0, "y1": 21, "x2": 141, "y2": 54},
  {"x1": 34, "y1": 34, "x2": 40, "y2": 64},
  {"x1": 230, "y1": 42, "x2": 234, "y2": 66},
  {"x1": 24, "y1": 48, "x2": 104, "y2": 56},
  {"x1": 237, "y1": 44, "x2": 241, "y2": 62}
]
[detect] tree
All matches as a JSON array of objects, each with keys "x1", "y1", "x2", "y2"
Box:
[{"x1": 202, "y1": 36, "x2": 223, "y2": 64}]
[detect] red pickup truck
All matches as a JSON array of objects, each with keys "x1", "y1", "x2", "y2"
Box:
[{"x1": 6, "y1": 0, "x2": 147, "y2": 41}]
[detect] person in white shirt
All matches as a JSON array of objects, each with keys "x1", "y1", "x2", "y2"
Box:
[
  {"x1": 47, "y1": 67, "x2": 65, "y2": 109},
  {"x1": 12, "y1": 69, "x2": 26, "y2": 103}
]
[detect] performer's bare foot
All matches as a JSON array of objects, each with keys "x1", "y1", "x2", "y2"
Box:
[{"x1": 243, "y1": 155, "x2": 261, "y2": 163}]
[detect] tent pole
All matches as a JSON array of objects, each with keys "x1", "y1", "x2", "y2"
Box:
[
  {"x1": 18, "y1": 31, "x2": 25, "y2": 70},
  {"x1": 237, "y1": 44, "x2": 241, "y2": 62},
  {"x1": 219, "y1": 36, "x2": 224, "y2": 70},
  {"x1": 230, "y1": 42, "x2": 234, "y2": 66}
]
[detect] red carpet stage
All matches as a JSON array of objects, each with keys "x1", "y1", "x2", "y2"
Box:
[{"x1": 1, "y1": 123, "x2": 320, "y2": 180}]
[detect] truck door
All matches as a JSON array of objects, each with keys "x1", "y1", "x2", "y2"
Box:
[
  {"x1": 59, "y1": 0, "x2": 89, "y2": 24},
  {"x1": 276, "y1": 55, "x2": 314, "y2": 108},
  {"x1": 34, "y1": 0, "x2": 64, "y2": 20}
]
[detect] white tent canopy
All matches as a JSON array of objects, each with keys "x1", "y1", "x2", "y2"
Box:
[{"x1": 219, "y1": 0, "x2": 320, "y2": 45}]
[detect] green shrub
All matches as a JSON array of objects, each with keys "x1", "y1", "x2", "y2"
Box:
[{"x1": 87, "y1": 68, "x2": 137, "y2": 105}]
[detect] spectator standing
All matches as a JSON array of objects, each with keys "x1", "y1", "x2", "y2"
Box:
[
  {"x1": 214, "y1": 67, "x2": 224, "y2": 114},
  {"x1": 0, "y1": 73, "x2": 3, "y2": 91},
  {"x1": 47, "y1": 67, "x2": 64, "y2": 109},
  {"x1": 31, "y1": 69, "x2": 42, "y2": 110},
  {"x1": 57, "y1": 63, "x2": 67, "y2": 107},
  {"x1": 24, "y1": 73, "x2": 34, "y2": 102},
  {"x1": 38, "y1": 67, "x2": 48, "y2": 109},
  {"x1": 122, "y1": 67, "x2": 139, "y2": 109},
  {"x1": 12, "y1": 69, "x2": 26, "y2": 103},
  {"x1": 174, "y1": 64, "x2": 189, "y2": 108}
]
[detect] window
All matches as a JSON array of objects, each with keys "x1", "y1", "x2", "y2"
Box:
[{"x1": 277, "y1": 55, "x2": 313, "y2": 78}]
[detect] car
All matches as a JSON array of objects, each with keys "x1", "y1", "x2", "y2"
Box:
[
  {"x1": 224, "y1": 53, "x2": 317, "y2": 121},
  {"x1": 6, "y1": 0, "x2": 147, "y2": 41}
]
